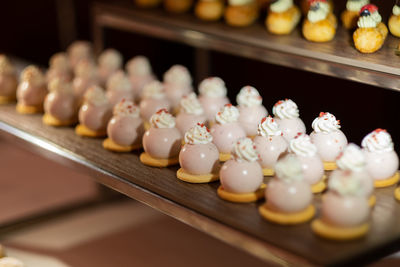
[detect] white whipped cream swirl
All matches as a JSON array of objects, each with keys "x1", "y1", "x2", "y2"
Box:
[
  {"x1": 307, "y1": 2, "x2": 329, "y2": 23},
  {"x1": 184, "y1": 123, "x2": 213, "y2": 145},
  {"x1": 199, "y1": 77, "x2": 227, "y2": 98},
  {"x1": 271, "y1": 0, "x2": 293, "y2": 13},
  {"x1": 229, "y1": 0, "x2": 253, "y2": 6},
  {"x1": 113, "y1": 99, "x2": 140, "y2": 117},
  {"x1": 20, "y1": 65, "x2": 45, "y2": 86},
  {"x1": 107, "y1": 70, "x2": 132, "y2": 92},
  {"x1": 236, "y1": 86, "x2": 263, "y2": 107},
  {"x1": 48, "y1": 78, "x2": 73, "y2": 94},
  {"x1": 272, "y1": 99, "x2": 299, "y2": 119},
  {"x1": 84, "y1": 85, "x2": 109, "y2": 106},
  {"x1": 275, "y1": 154, "x2": 304, "y2": 183},
  {"x1": 126, "y1": 56, "x2": 152, "y2": 76},
  {"x1": 394, "y1": 5, "x2": 400, "y2": 16},
  {"x1": 289, "y1": 133, "x2": 317, "y2": 157},
  {"x1": 312, "y1": 112, "x2": 341, "y2": 133},
  {"x1": 361, "y1": 129, "x2": 394, "y2": 153},
  {"x1": 328, "y1": 171, "x2": 364, "y2": 196},
  {"x1": 232, "y1": 137, "x2": 259, "y2": 162},
  {"x1": 215, "y1": 104, "x2": 240, "y2": 124},
  {"x1": 163, "y1": 65, "x2": 192, "y2": 86},
  {"x1": 346, "y1": 0, "x2": 369, "y2": 12},
  {"x1": 150, "y1": 109, "x2": 176, "y2": 128},
  {"x1": 142, "y1": 81, "x2": 165, "y2": 99},
  {"x1": 180, "y1": 93, "x2": 204, "y2": 115},
  {"x1": 0, "y1": 55, "x2": 15, "y2": 74},
  {"x1": 98, "y1": 49, "x2": 122, "y2": 69},
  {"x1": 258, "y1": 116, "x2": 282, "y2": 137},
  {"x1": 337, "y1": 143, "x2": 366, "y2": 172}
]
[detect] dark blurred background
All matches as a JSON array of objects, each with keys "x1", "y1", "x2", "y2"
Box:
[{"x1": 0, "y1": 0, "x2": 398, "y2": 150}]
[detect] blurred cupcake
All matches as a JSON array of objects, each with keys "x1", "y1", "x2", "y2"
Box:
[
  {"x1": 164, "y1": 0, "x2": 194, "y2": 13},
  {"x1": 46, "y1": 52, "x2": 72, "y2": 82},
  {"x1": 67, "y1": 40, "x2": 93, "y2": 69},
  {"x1": 195, "y1": 0, "x2": 225, "y2": 21},
  {"x1": 106, "y1": 70, "x2": 135, "y2": 106},
  {"x1": 224, "y1": 0, "x2": 259, "y2": 27},
  {"x1": 266, "y1": 0, "x2": 301, "y2": 35},
  {"x1": 163, "y1": 65, "x2": 193, "y2": 113},
  {"x1": 0, "y1": 55, "x2": 18, "y2": 104},
  {"x1": 126, "y1": 56, "x2": 156, "y2": 101},
  {"x1": 98, "y1": 49, "x2": 123, "y2": 86},
  {"x1": 176, "y1": 93, "x2": 207, "y2": 135}
]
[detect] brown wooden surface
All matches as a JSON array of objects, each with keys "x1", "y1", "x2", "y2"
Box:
[
  {"x1": 0, "y1": 104, "x2": 400, "y2": 266},
  {"x1": 92, "y1": 1, "x2": 400, "y2": 91}
]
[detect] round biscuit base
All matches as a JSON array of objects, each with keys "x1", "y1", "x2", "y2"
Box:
[
  {"x1": 323, "y1": 161, "x2": 337, "y2": 171},
  {"x1": 102, "y1": 138, "x2": 142, "y2": 152},
  {"x1": 311, "y1": 219, "x2": 369, "y2": 241},
  {"x1": 258, "y1": 204, "x2": 315, "y2": 225},
  {"x1": 176, "y1": 168, "x2": 219, "y2": 183},
  {"x1": 16, "y1": 103, "x2": 43, "y2": 114},
  {"x1": 395, "y1": 187, "x2": 400, "y2": 201},
  {"x1": 75, "y1": 124, "x2": 107, "y2": 138},
  {"x1": 374, "y1": 172, "x2": 400, "y2": 188},
  {"x1": 43, "y1": 113, "x2": 77, "y2": 127},
  {"x1": 217, "y1": 184, "x2": 266, "y2": 203},
  {"x1": 262, "y1": 168, "x2": 274, "y2": 176},
  {"x1": 311, "y1": 179, "x2": 327, "y2": 194},
  {"x1": 139, "y1": 152, "x2": 179, "y2": 167},
  {"x1": 0, "y1": 95, "x2": 16, "y2": 104},
  {"x1": 219, "y1": 152, "x2": 231, "y2": 162}
]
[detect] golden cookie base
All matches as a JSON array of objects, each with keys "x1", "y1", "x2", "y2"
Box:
[
  {"x1": 262, "y1": 168, "x2": 274, "y2": 176},
  {"x1": 139, "y1": 152, "x2": 179, "y2": 167},
  {"x1": 0, "y1": 95, "x2": 16, "y2": 104},
  {"x1": 219, "y1": 152, "x2": 231, "y2": 162},
  {"x1": 323, "y1": 161, "x2": 337, "y2": 171},
  {"x1": 176, "y1": 168, "x2": 219, "y2": 183},
  {"x1": 217, "y1": 184, "x2": 266, "y2": 203},
  {"x1": 395, "y1": 187, "x2": 400, "y2": 201},
  {"x1": 75, "y1": 124, "x2": 107, "y2": 138},
  {"x1": 258, "y1": 204, "x2": 315, "y2": 225},
  {"x1": 311, "y1": 219, "x2": 369, "y2": 241},
  {"x1": 16, "y1": 103, "x2": 43, "y2": 114},
  {"x1": 42, "y1": 113, "x2": 77, "y2": 127},
  {"x1": 311, "y1": 179, "x2": 326, "y2": 194},
  {"x1": 374, "y1": 172, "x2": 399, "y2": 188},
  {"x1": 102, "y1": 138, "x2": 142, "y2": 152}
]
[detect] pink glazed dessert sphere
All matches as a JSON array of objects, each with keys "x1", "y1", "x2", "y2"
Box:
[
  {"x1": 199, "y1": 96, "x2": 230, "y2": 122},
  {"x1": 211, "y1": 123, "x2": 246, "y2": 153},
  {"x1": 176, "y1": 112, "x2": 207, "y2": 135},
  {"x1": 310, "y1": 131, "x2": 347, "y2": 162},
  {"x1": 220, "y1": 160, "x2": 263, "y2": 194},
  {"x1": 79, "y1": 104, "x2": 112, "y2": 132},
  {"x1": 254, "y1": 135, "x2": 288, "y2": 170},
  {"x1": 238, "y1": 105, "x2": 268, "y2": 137},
  {"x1": 107, "y1": 116, "x2": 144, "y2": 146},
  {"x1": 179, "y1": 143, "x2": 220, "y2": 175},
  {"x1": 140, "y1": 98, "x2": 171, "y2": 122},
  {"x1": 143, "y1": 127, "x2": 182, "y2": 159},
  {"x1": 364, "y1": 150, "x2": 399, "y2": 180},
  {"x1": 275, "y1": 118, "x2": 306, "y2": 142},
  {"x1": 297, "y1": 155, "x2": 324, "y2": 185}
]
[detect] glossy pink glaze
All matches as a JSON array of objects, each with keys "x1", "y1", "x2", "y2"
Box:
[
  {"x1": 139, "y1": 98, "x2": 171, "y2": 122},
  {"x1": 238, "y1": 106, "x2": 268, "y2": 136},
  {"x1": 107, "y1": 115, "x2": 144, "y2": 146},
  {"x1": 17, "y1": 82, "x2": 47, "y2": 106},
  {"x1": 210, "y1": 122, "x2": 246, "y2": 154},
  {"x1": 73, "y1": 76, "x2": 98, "y2": 102},
  {"x1": 198, "y1": 96, "x2": 230, "y2": 122},
  {"x1": 275, "y1": 117, "x2": 306, "y2": 142},
  {"x1": 322, "y1": 192, "x2": 369, "y2": 227},
  {"x1": 176, "y1": 112, "x2": 207, "y2": 135},
  {"x1": 266, "y1": 178, "x2": 312, "y2": 213},
  {"x1": 296, "y1": 155, "x2": 324, "y2": 185},
  {"x1": 310, "y1": 130, "x2": 347, "y2": 162},
  {"x1": 106, "y1": 90, "x2": 135, "y2": 107},
  {"x1": 164, "y1": 83, "x2": 192, "y2": 110},
  {"x1": 253, "y1": 135, "x2": 288, "y2": 169},
  {"x1": 129, "y1": 74, "x2": 155, "y2": 100},
  {"x1": 98, "y1": 68, "x2": 118, "y2": 87},
  {"x1": 364, "y1": 150, "x2": 399, "y2": 180},
  {"x1": 0, "y1": 74, "x2": 17, "y2": 97},
  {"x1": 44, "y1": 92, "x2": 77, "y2": 121},
  {"x1": 78, "y1": 104, "x2": 112, "y2": 131},
  {"x1": 220, "y1": 160, "x2": 263, "y2": 194},
  {"x1": 179, "y1": 143, "x2": 220, "y2": 175},
  {"x1": 142, "y1": 127, "x2": 182, "y2": 159}
]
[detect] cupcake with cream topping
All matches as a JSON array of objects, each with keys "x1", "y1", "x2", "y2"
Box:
[
  {"x1": 43, "y1": 78, "x2": 78, "y2": 126},
  {"x1": 218, "y1": 137, "x2": 265, "y2": 203},
  {"x1": 211, "y1": 104, "x2": 246, "y2": 161},
  {"x1": 177, "y1": 123, "x2": 220, "y2": 183},
  {"x1": 125, "y1": 56, "x2": 156, "y2": 101},
  {"x1": 46, "y1": 52, "x2": 72, "y2": 83},
  {"x1": 266, "y1": 0, "x2": 301, "y2": 35},
  {"x1": 312, "y1": 170, "x2": 370, "y2": 240},
  {"x1": 176, "y1": 93, "x2": 207, "y2": 135},
  {"x1": 0, "y1": 55, "x2": 18, "y2": 104},
  {"x1": 389, "y1": 1, "x2": 400, "y2": 37},
  {"x1": 259, "y1": 154, "x2": 315, "y2": 224},
  {"x1": 224, "y1": 0, "x2": 259, "y2": 27},
  {"x1": 106, "y1": 70, "x2": 135, "y2": 106},
  {"x1": 198, "y1": 77, "x2": 230, "y2": 124},
  {"x1": 302, "y1": 0, "x2": 337, "y2": 42},
  {"x1": 341, "y1": 0, "x2": 369, "y2": 29},
  {"x1": 139, "y1": 80, "x2": 171, "y2": 130},
  {"x1": 67, "y1": 41, "x2": 93, "y2": 69},
  {"x1": 163, "y1": 65, "x2": 193, "y2": 113},
  {"x1": 164, "y1": 0, "x2": 194, "y2": 13},
  {"x1": 361, "y1": 129, "x2": 399, "y2": 187},
  {"x1": 272, "y1": 99, "x2": 306, "y2": 142},
  {"x1": 289, "y1": 133, "x2": 326, "y2": 193},
  {"x1": 236, "y1": 86, "x2": 268, "y2": 137},
  {"x1": 103, "y1": 99, "x2": 144, "y2": 152},
  {"x1": 75, "y1": 85, "x2": 112, "y2": 137},
  {"x1": 254, "y1": 116, "x2": 288, "y2": 176},
  {"x1": 195, "y1": 0, "x2": 225, "y2": 21},
  {"x1": 16, "y1": 65, "x2": 47, "y2": 114},
  {"x1": 310, "y1": 112, "x2": 348, "y2": 170},
  {"x1": 98, "y1": 49, "x2": 123, "y2": 86},
  {"x1": 140, "y1": 109, "x2": 182, "y2": 167}
]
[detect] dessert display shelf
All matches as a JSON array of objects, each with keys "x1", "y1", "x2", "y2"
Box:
[
  {"x1": 1, "y1": 104, "x2": 400, "y2": 267},
  {"x1": 92, "y1": 1, "x2": 400, "y2": 91}
]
